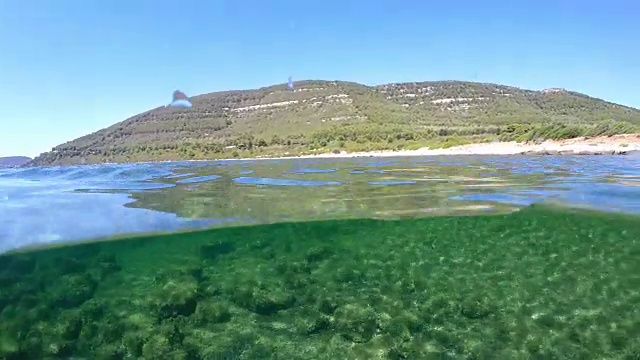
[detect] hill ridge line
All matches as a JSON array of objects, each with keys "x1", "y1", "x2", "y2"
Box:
[{"x1": 27, "y1": 79, "x2": 640, "y2": 166}]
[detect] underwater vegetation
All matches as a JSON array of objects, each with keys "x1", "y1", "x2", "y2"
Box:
[{"x1": 0, "y1": 204, "x2": 639, "y2": 359}]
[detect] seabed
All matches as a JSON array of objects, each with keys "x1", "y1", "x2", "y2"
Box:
[{"x1": 0, "y1": 204, "x2": 639, "y2": 359}]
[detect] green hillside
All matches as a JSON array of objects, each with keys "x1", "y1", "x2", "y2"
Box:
[{"x1": 28, "y1": 80, "x2": 640, "y2": 166}]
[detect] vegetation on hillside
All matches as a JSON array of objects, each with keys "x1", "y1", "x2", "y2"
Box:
[{"x1": 28, "y1": 80, "x2": 640, "y2": 166}]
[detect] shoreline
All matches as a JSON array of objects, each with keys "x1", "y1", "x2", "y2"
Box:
[
  {"x1": 249, "y1": 134, "x2": 640, "y2": 161},
  {"x1": 24, "y1": 134, "x2": 640, "y2": 167}
]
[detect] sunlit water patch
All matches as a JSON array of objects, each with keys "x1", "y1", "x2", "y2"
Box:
[{"x1": 233, "y1": 177, "x2": 342, "y2": 187}]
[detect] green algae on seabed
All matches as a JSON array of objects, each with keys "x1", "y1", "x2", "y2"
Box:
[{"x1": 1, "y1": 205, "x2": 640, "y2": 359}]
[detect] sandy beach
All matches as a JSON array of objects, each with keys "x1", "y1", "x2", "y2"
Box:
[{"x1": 255, "y1": 134, "x2": 640, "y2": 160}]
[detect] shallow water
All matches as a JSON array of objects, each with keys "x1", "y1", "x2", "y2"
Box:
[
  {"x1": 1, "y1": 155, "x2": 640, "y2": 359},
  {"x1": 1, "y1": 205, "x2": 639, "y2": 358},
  {"x1": 0, "y1": 155, "x2": 638, "y2": 253}
]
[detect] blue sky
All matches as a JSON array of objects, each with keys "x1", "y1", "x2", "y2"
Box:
[{"x1": 0, "y1": 0, "x2": 638, "y2": 157}]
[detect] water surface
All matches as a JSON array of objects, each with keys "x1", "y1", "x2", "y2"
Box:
[
  {"x1": 1, "y1": 155, "x2": 640, "y2": 359},
  {"x1": 0, "y1": 155, "x2": 638, "y2": 253}
]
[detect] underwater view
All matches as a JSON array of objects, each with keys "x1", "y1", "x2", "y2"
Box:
[
  {"x1": 3, "y1": 1, "x2": 640, "y2": 358},
  {"x1": 1, "y1": 155, "x2": 639, "y2": 359}
]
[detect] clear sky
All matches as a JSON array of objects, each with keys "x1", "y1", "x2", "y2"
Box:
[{"x1": 0, "y1": 0, "x2": 638, "y2": 157}]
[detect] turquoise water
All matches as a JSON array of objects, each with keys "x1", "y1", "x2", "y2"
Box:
[{"x1": 0, "y1": 155, "x2": 638, "y2": 254}]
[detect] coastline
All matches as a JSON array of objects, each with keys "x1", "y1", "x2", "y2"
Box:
[
  {"x1": 24, "y1": 134, "x2": 640, "y2": 167},
  {"x1": 249, "y1": 134, "x2": 640, "y2": 161}
]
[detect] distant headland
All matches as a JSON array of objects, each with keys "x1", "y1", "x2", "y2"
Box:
[{"x1": 0, "y1": 156, "x2": 32, "y2": 167}]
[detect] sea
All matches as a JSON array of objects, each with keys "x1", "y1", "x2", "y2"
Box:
[{"x1": 0, "y1": 155, "x2": 639, "y2": 359}]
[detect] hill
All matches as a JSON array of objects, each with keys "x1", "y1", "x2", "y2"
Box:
[
  {"x1": 0, "y1": 156, "x2": 32, "y2": 167},
  {"x1": 28, "y1": 80, "x2": 640, "y2": 166}
]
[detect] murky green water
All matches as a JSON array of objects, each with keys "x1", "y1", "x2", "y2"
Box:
[{"x1": 1, "y1": 205, "x2": 640, "y2": 359}]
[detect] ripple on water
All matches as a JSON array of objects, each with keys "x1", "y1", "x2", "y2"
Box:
[
  {"x1": 293, "y1": 168, "x2": 338, "y2": 174},
  {"x1": 166, "y1": 172, "x2": 195, "y2": 179},
  {"x1": 2, "y1": 155, "x2": 638, "y2": 254},
  {"x1": 368, "y1": 181, "x2": 417, "y2": 186},
  {"x1": 78, "y1": 182, "x2": 176, "y2": 192},
  {"x1": 176, "y1": 175, "x2": 222, "y2": 184},
  {"x1": 350, "y1": 169, "x2": 386, "y2": 174},
  {"x1": 233, "y1": 177, "x2": 342, "y2": 187},
  {"x1": 450, "y1": 193, "x2": 542, "y2": 206}
]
